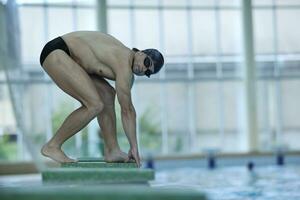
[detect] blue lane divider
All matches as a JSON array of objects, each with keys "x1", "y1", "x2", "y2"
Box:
[
  {"x1": 208, "y1": 154, "x2": 216, "y2": 169},
  {"x1": 276, "y1": 153, "x2": 285, "y2": 166},
  {"x1": 247, "y1": 161, "x2": 254, "y2": 171}
]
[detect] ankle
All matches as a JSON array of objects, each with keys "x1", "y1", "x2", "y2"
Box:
[
  {"x1": 104, "y1": 146, "x2": 121, "y2": 155},
  {"x1": 45, "y1": 141, "x2": 61, "y2": 149}
]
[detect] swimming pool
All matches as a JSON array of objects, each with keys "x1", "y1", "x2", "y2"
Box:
[
  {"x1": 1, "y1": 163, "x2": 300, "y2": 200},
  {"x1": 151, "y1": 165, "x2": 300, "y2": 200}
]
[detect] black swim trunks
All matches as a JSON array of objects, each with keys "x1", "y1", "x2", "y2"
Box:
[{"x1": 39, "y1": 36, "x2": 71, "y2": 66}]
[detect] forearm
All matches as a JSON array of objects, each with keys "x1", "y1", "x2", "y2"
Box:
[{"x1": 121, "y1": 108, "x2": 137, "y2": 148}]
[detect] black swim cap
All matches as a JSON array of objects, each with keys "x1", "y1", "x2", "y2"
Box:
[{"x1": 142, "y1": 49, "x2": 164, "y2": 75}]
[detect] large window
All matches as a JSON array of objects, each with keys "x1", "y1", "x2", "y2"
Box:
[
  {"x1": 107, "y1": 0, "x2": 243, "y2": 154},
  {"x1": 1, "y1": 0, "x2": 300, "y2": 162},
  {"x1": 253, "y1": 0, "x2": 300, "y2": 150}
]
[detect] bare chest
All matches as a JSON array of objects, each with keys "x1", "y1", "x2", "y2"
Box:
[{"x1": 66, "y1": 39, "x2": 116, "y2": 80}]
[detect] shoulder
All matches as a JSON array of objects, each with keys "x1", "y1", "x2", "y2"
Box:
[
  {"x1": 115, "y1": 70, "x2": 134, "y2": 91},
  {"x1": 113, "y1": 47, "x2": 134, "y2": 74}
]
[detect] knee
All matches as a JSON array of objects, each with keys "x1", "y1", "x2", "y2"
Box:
[{"x1": 87, "y1": 101, "x2": 104, "y2": 117}]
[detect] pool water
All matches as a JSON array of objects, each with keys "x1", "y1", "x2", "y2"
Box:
[
  {"x1": 1, "y1": 165, "x2": 300, "y2": 199},
  {"x1": 151, "y1": 165, "x2": 300, "y2": 200}
]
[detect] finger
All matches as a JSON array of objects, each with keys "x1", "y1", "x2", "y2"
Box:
[
  {"x1": 131, "y1": 155, "x2": 137, "y2": 166},
  {"x1": 134, "y1": 155, "x2": 140, "y2": 168},
  {"x1": 136, "y1": 157, "x2": 141, "y2": 168},
  {"x1": 135, "y1": 160, "x2": 139, "y2": 168},
  {"x1": 133, "y1": 153, "x2": 140, "y2": 165}
]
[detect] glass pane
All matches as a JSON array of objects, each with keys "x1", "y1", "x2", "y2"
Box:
[
  {"x1": 0, "y1": 84, "x2": 18, "y2": 161},
  {"x1": 256, "y1": 80, "x2": 274, "y2": 150},
  {"x1": 19, "y1": 7, "x2": 45, "y2": 64},
  {"x1": 48, "y1": 8, "x2": 74, "y2": 39},
  {"x1": 133, "y1": 0, "x2": 159, "y2": 6},
  {"x1": 219, "y1": 0, "x2": 240, "y2": 6},
  {"x1": 195, "y1": 82, "x2": 219, "y2": 150},
  {"x1": 276, "y1": 0, "x2": 300, "y2": 5},
  {"x1": 134, "y1": 9, "x2": 160, "y2": 49},
  {"x1": 77, "y1": 8, "x2": 97, "y2": 30},
  {"x1": 277, "y1": 9, "x2": 300, "y2": 53},
  {"x1": 23, "y1": 84, "x2": 49, "y2": 150},
  {"x1": 281, "y1": 80, "x2": 300, "y2": 150},
  {"x1": 253, "y1": 9, "x2": 274, "y2": 54},
  {"x1": 165, "y1": 83, "x2": 189, "y2": 153},
  {"x1": 281, "y1": 80, "x2": 300, "y2": 128},
  {"x1": 162, "y1": 0, "x2": 186, "y2": 6},
  {"x1": 220, "y1": 10, "x2": 242, "y2": 54},
  {"x1": 278, "y1": 57, "x2": 300, "y2": 77},
  {"x1": 222, "y1": 81, "x2": 241, "y2": 152},
  {"x1": 163, "y1": 10, "x2": 188, "y2": 55},
  {"x1": 165, "y1": 62, "x2": 188, "y2": 79},
  {"x1": 253, "y1": 0, "x2": 273, "y2": 6},
  {"x1": 257, "y1": 79, "x2": 300, "y2": 151},
  {"x1": 191, "y1": 10, "x2": 216, "y2": 55},
  {"x1": 107, "y1": 9, "x2": 131, "y2": 47},
  {"x1": 107, "y1": 0, "x2": 131, "y2": 6},
  {"x1": 191, "y1": 0, "x2": 215, "y2": 6},
  {"x1": 135, "y1": 83, "x2": 162, "y2": 154},
  {"x1": 76, "y1": 0, "x2": 95, "y2": 6}
]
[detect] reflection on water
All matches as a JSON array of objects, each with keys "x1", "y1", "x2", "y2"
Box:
[
  {"x1": 151, "y1": 165, "x2": 300, "y2": 200},
  {"x1": 0, "y1": 174, "x2": 41, "y2": 188}
]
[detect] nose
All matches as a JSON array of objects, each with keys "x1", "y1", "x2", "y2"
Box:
[
  {"x1": 136, "y1": 66, "x2": 141, "y2": 72},
  {"x1": 135, "y1": 66, "x2": 142, "y2": 73}
]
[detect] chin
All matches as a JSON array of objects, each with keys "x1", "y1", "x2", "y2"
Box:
[{"x1": 133, "y1": 72, "x2": 142, "y2": 76}]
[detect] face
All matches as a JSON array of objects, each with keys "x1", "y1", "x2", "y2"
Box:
[{"x1": 132, "y1": 51, "x2": 155, "y2": 77}]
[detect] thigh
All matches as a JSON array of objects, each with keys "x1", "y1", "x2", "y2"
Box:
[
  {"x1": 89, "y1": 74, "x2": 116, "y2": 106},
  {"x1": 42, "y1": 50, "x2": 102, "y2": 107}
]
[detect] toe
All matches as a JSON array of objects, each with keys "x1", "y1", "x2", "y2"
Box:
[{"x1": 124, "y1": 156, "x2": 130, "y2": 162}]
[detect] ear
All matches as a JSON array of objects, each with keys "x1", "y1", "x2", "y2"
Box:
[{"x1": 132, "y1": 48, "x2": 140, "y2": 52}]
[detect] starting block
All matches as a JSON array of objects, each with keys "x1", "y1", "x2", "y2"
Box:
[{"x1": 42, "y1": 158, "x2": 154, "y2": 184}]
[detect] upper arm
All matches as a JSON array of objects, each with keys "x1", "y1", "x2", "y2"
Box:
[
  {"x1": 130, "y1": 75, "x2": 135, "y2": 89},
  {"x1": 115, "y1": 75, "x2": 134, "y2": 112}
]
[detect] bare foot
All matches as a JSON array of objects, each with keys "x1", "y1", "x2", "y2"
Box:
[
  {"x1": 41, "y1": 143, "x2": 77, "y2": 163},
  {"x1": 105, "y1": 149, "x2": 130, "y2": 163}
]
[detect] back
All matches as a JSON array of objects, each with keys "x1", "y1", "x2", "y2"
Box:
[{"x1": 62, "y1": 31, "x2": 132, "y2": 80}]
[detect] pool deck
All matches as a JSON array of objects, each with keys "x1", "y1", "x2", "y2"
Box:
[
  {"x1": 0, "y1": 184, "x2": 206, "y2": 200},
  {"x1": 0, "y1": 158, "x2": 206, "y2": 200}
]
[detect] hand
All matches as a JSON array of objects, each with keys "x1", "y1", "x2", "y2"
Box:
[{"x1": 128, "y1": 147, "x2": 141, "y2": 168}]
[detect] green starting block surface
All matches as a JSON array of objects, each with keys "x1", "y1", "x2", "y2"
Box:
[
  {"x1": 0, "y1": 185, "x2": 206, "y2": 200},
  {"x1": 42, "y1": 168, "x2": 154, "y2": 183},
  {"x1": 61, "y1": 162, "x2": 137, "y2": 168},
  {"x1": 77, "y1": 157, "x2": 105, "y2": 162}
]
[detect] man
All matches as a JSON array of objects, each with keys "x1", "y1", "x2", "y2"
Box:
[{"x1": 39, "y1": 31, "x2": 164, "y2": 167}]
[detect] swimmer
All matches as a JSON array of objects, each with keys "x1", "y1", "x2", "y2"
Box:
[{"x1": 40, "y1": 31, "x2": 164, "y2": 167}]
